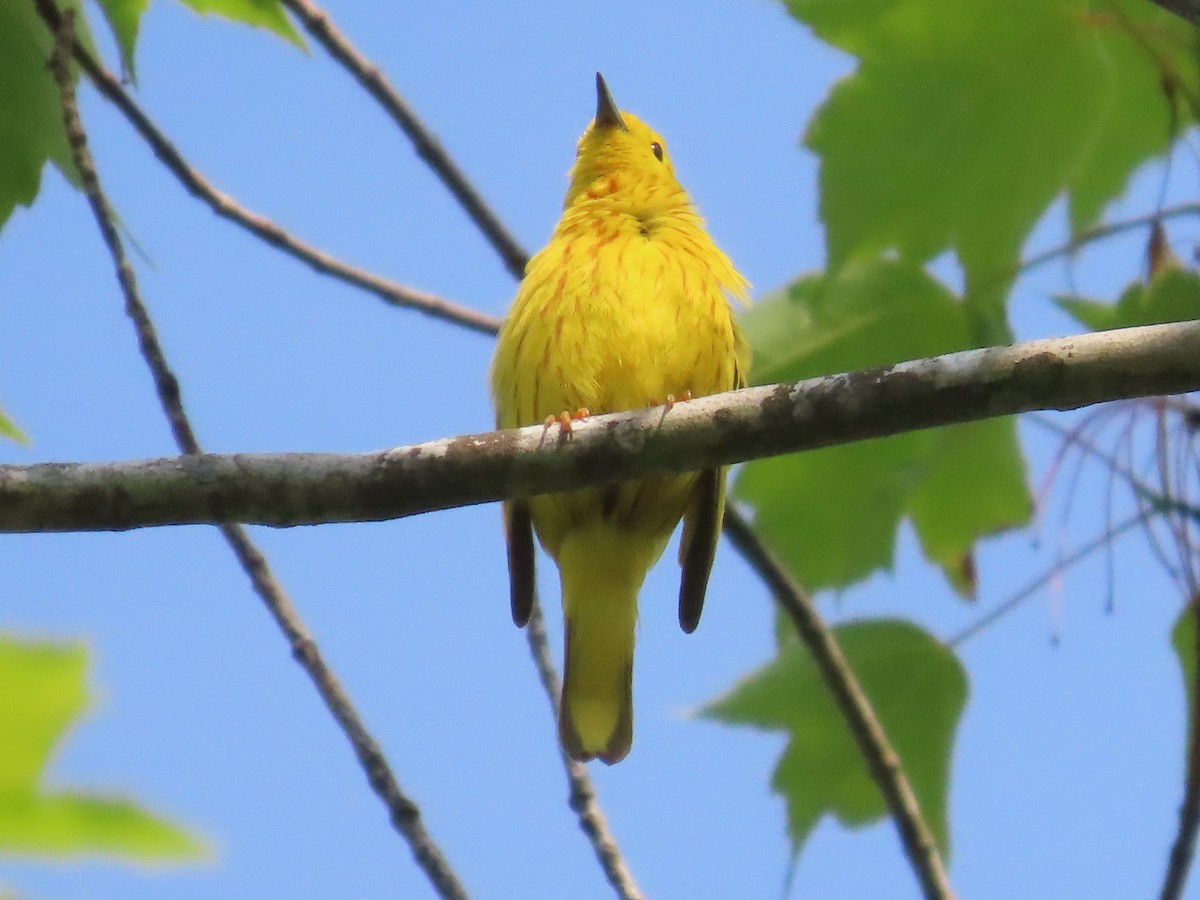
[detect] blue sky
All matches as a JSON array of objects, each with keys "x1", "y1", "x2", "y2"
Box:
[{"x1": 0, "y1": 1, "x2": 1196, "y2": 897}]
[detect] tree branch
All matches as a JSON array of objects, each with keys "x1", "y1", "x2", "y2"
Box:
[
  {"x1": 722, "y1": 508, "x2": 954, "y2": 900},
  {"x1": 279, "y1": 0, "x2": 530, "y2": 280},
  {"x1": 2, "y1": 321, "x2": 1196, "y2": 533},
  {"x1": 31, "y1": 0, "x2": 500, "y2": 337},
  {"x1": 43, "y1": 9, "x2": 469, "y2": 898}
]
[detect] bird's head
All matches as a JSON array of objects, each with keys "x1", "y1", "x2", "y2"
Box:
[{"x1": 564, "y1": 73, "x2": 685, "y2": 213}]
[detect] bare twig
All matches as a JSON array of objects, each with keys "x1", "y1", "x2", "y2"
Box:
[
  {"x1": 1032, "y1": 413, "x2": 1200, "y2": 526},
  {"x1": 1018, "y1": 202, "x2": 1200, "y2": 275},
  {"x1": 1162, "y1": 595, "x2": 1200, "y2": 900},
  {"x1": 4, "y1": 321, "x2": 1198, "y2": 533},
  {"x1": 722, "y1": 508, "x2": 955, "y2": 900},
  {"x1": 279, "y1": 0, "x2": 530, "y2": 281},
  {"x1": 947, "y1": 512, "x2": 1151, "y2": 647},
  {"x1": 32, "y1": 0, "x2": 498, "y2": 337},
  {"x1": 44, "y1": 10, "x2": 469, "y2": 898},
  {"x1": 523, "y1": 601, "x2": 644, "y2": 900}
]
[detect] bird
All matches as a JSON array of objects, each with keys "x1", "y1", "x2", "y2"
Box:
[{"x1": 490, "y1": 73, "x2": 750, "y2": 764}]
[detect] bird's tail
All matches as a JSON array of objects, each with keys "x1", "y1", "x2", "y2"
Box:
[{"x1": 556, "y1": 526, "x2": 648, "y2": 765}]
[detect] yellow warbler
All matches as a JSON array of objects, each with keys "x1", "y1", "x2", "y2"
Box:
[{"x1": 490, "y1": 73, "x2": 750, "y2": 764}]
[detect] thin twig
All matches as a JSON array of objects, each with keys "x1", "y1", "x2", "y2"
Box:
[
  {"x1": 722, "y1": 508, "x2": 955, "y2": 900},
  {"x1": 44, "y1": 11, "x2": 469, "y2": 898},
  {"x1": 947, "y1": 512, "x2": 1151, "y2": 647},
  {"x1": 523, "y1": 601, "x2": 644, "y2": 900},
  {"x1": 32, "y1": 0, "x2": 498, "y2": 337},
  {"x1": 1161, "y1": 594, "x2": 1200, "y2": 900},
  {"x1": 1018, "y1": 202, "x2": 1200, "y2": 275},
  {"x1": 1032, "y1": 412, "x2": 1200, "y2": 526},
  {"x1": 279, "y1": 0, "x2": 530, "y2": 281}
]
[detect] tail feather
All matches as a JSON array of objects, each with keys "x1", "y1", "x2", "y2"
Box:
[
  {"x1": 559, "y1": 620, "x2": 634, "y2": 764},
  {"x1": 556, "y1": 527, "x2": 647, "y2": 765}
]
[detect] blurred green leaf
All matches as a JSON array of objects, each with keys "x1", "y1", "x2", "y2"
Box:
[
  {"x1": 702, "y1": 619, "x2": 966, "y2": 859},
  {"x1": 0, "y1": 642, "x2": 86, "y2": 792},
  {"x1": 1057, "y1": 267, "x2": 1200, "y2": 332},
  {"x1": 95, "y1": 0, "x2": 303, "y2": 78},
  {"x1": 0, "y1": 792, "x2": 201, "y2": 859},
  {"x1": 0, "y1": 0, "x2": 88, "y2": 230},
  {"x1": 91, "y1": 0, "x2": 150, "y2": 78},
  {"x1": 0, "y1": 0, "x2": 302, "y2": 229},
  {"x1": 735, "y1": 259, "x2": 1031, "y2": 594},
  {"x1": 0, "y1": 408, "x2": 28, "y2": 445},
  {"x1": 1173, "y1": 607, "x2": 1196, "y2": 742},
  {"x1": 789, "y1": 0, "x2": 1200, "y2": 339},
  {"x1": 0, "y1": 638, "x2": 203, "y2": 861}
]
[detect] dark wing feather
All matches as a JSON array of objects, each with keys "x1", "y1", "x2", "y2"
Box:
[
  {"x1": 677, "y1": 467, "x2": 723, "y2": 634},
  {"x1": 504, "y1": 500, "x2": 535, "y2": 626},
  {"x1": 676, "y1": 327, "x2": 745, "y2": 634}
]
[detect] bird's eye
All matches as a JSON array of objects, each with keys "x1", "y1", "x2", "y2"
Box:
[{"x1": 650, "y1": 141, "x2": 664, "y2": 162}]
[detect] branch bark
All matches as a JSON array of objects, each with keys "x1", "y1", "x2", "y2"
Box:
[{"x1": 2, "y1": 321, "x2": 1196, "y2": 533}]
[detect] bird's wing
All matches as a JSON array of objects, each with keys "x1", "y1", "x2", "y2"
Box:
[{"x1": 504, "y1": 500, "x2": 536, "y2": 626}]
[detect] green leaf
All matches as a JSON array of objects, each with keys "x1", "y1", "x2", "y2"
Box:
[
  {"x1": 91, "y1": 0, "x2": 151, "y2": 78},
  {"x1": 0, "y1": 407, "x2": 28, "y2": 445},
  {"x1": 735, "y1": 259, "x2": 1031, "y2": 594},
  {"x1": 0, "y1": 792, "x2": 201, "y2": 859},
  {"x1": 0, "y1": 638, "x2": 203, "y2": 861},
  {"x1": 1057, "y1": 267, "x2": 1200, "y2": 332},
  {"x1": 0, "y1": 0, "x2": 89, "y2": 230},
  {"x1": 908, "y1": 418, "x2": 1027, "y2": 592},
  {"x1": 701, "y1": 619, "x2": 967, "y2": 859},
  {"x1": 94, "y1": 0, "x2": 304, "y2": 79},
  {"x1": 0, "y1": 642, "x2": 86, "y2": 792},
  {"x1": 790, "y1": 0, "x2": 1200, "y2": 338},
  {"x1": 1173, "y1": 607, "x2": 1196, "y2": 740}
]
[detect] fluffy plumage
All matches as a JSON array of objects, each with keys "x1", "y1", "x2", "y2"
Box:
[{"x1": 491, "y1": 74, "x2": 749, "y2": 764}]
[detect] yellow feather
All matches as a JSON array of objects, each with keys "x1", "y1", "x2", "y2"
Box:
[{"x1": 490, "y1": 74, "x2": 749, "y2": 764}]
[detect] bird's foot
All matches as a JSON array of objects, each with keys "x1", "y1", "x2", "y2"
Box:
[{"x1": 543, "y1": 408, "x2": 591, "y2": 434}]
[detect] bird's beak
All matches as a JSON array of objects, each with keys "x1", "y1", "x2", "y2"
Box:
[{"x1": 594, "y1": 72, "x2": 628, "y2": 132}]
